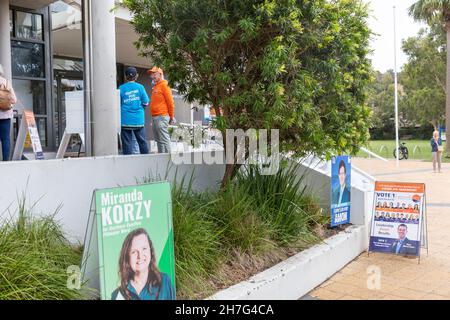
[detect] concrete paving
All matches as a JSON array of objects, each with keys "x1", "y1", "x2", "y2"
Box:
[{"x1": 309, "y1": 158, "x2": 450, "y2": 300}]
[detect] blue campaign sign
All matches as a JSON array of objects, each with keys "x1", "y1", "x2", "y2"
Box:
[{"x1": 330, "y1": 156, "x2": 351, "y2": 226}]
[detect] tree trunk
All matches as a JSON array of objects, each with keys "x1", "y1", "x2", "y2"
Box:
[
  {"x1": 221, "y1": 163, "x2": 236, "y2": 189},
  {"x1": 220, "y1": 126, "x2": 236, "y2": 189},
  {"x1": 445, "y1": 24, "x2": 450, "y2": 157}
]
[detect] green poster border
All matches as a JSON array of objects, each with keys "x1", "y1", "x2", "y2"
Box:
[{"x1": 94, "y1": 181, "x2": 175, "y2": 300}]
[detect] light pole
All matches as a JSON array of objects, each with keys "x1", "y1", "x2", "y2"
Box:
[{"x1": 393, "y1": 5, "x2": 400, "y2": 167}]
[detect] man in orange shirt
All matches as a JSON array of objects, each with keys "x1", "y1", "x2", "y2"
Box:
[{"x1": 147, "y1": 67, "x2": 174, "y2": 153}]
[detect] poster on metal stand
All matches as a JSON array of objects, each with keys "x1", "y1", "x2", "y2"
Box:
[
  {"x1": 81, "y1": 182, "x2": 176, "y2": 300},
  {"x1": 12, "y1": 110, "x2": 44, "y2": 160},
  {"x1": 420, "y1": 194, "x2": 429, "y2": 258},
  {"x1": 330, "y1": 156, "x2": 351, "y2": 227},
  {"x1": 368, "y1": 181, "x2": 427, "y2": 262}
]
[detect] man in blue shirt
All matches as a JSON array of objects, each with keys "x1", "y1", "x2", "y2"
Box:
[{"x1": 119, "y1": 67, "x2": 150, "y2": 155}]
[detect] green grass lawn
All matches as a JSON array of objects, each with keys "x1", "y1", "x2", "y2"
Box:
[{"x1": 356, "y1": 140, "x2": 450, "y2": 163}]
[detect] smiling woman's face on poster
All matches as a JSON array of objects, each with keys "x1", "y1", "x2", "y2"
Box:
[
  {"x1": 91, "y1": 183, "x2": 176, "y2": 300},
  {"x1": 129, "y1": 234, "x2": 151, "y2": 273}
]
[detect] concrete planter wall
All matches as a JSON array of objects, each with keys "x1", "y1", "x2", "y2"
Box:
[
  {"x1": 0, "y1": 151, "x2": 375, "y2": 299},
  {"x1": 208, "y1": 225, "x2": 368, "y2": 300}
]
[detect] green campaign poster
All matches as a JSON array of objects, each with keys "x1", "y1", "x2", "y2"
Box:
[{"x1": 95, "y1": 182, "x2": 176, "y2": 300}]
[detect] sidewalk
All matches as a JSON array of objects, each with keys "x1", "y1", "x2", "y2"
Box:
[{"x1": 309, "y1": 158, "x2": 450, "y2": 300}]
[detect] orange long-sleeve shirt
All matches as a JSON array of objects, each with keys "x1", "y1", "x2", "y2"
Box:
[{"x1": 150, "y1": 80, "x2": 174, "y2": 118}]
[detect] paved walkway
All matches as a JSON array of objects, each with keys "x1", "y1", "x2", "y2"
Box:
[{"x1": 309, "y1": 158, "x2": 450, "y2": 300}]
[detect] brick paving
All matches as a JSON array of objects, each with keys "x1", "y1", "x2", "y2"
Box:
[{"x1": 309, "y1": 158, "x2": 450, "y2": 300}]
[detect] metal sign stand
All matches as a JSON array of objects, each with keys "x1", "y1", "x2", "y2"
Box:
[
  {"x1": 12, "y1": 111, "x2": 44, "y2": 161},
  {"x1": 367, "y1": 187, "x2": 377, "y2": 258},
  {"x1": 80, "y1": 192, "x2": 100, "y2": 293},
  {"x1": 368, "y1": 182, "x2": 427, "y2": 264},
  {"x1": 419, "y1": 192, "x2": 429, "y2": 264},
  {"x1": 56, "y1": 132, "x2": 85, "y2": 159}
]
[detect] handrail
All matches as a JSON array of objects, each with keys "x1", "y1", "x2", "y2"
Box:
[
  {"x1": 360, "y1": 147, "x2": 389, "y2": 162},
  {"x1": 412, "y1": 145, "x2": 422, "y2": 157},
  {"x1": 378, "y1": 145, "x2": 388, "y2": 156}
]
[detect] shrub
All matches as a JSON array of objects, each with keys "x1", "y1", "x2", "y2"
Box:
[
  {"x1": 0, "y1": 198, "x2": 88, "y2": 300},
  {"x1": 171, "y1": 175, "x2": 224, "y2": 298},
  {"x1": 170, "y1": 162, "x2": 329, "y2": 298},
  {"x1": 235, "y1": 162, "x2": 327, "y2": 246},
  {"x1": 206, "y1": 182, "x2": 276, "y2": 255}
]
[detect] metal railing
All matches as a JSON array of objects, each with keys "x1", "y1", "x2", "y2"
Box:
[{"x1": 359, "y1": 147, "x2": 389, "y2": 162}]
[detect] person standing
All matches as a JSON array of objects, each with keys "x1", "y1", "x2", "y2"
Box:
[
  {"x1": 0, "y1": 65, "x2": 17, "y2": 161},
  {"x1": 147, "y1": 67, "x2": 174, "y2": 154},
  {"x1": 430, "y1": 130, "x2": 442, "y2": 173},
  {"x1": 119, "y1": 67, "x2": 150, "y2": 155}
]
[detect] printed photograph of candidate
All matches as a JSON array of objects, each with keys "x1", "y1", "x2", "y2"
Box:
[
  {"x1": 330, "y1": 156, "x2": 351, "y2": 226},
  {"x1": 111, "y1": 228, "x2": 175, "y2": 300},
  {"x1": 391, "y1": 224, "x2": 419, "y2": 256},
  {"x1": 332, "y1": 159, "x2": 351, "y2": 206}
]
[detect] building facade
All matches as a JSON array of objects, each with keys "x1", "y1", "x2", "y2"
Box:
[{"x1": 0, "y1": 0, "x2": 202, "y2": 158}]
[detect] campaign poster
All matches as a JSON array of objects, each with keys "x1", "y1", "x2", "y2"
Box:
[
  {"x1": 369, "y1": 182, "x2": 424, "y2": 257},
  {"x1": 95, "y1": 182, "x2": 176, "y2": 300},
  {"x1": 24, "y1": 110, "x2": 44, "y2": 160},
  {"x1": 331, "y1": 156, "x2": 351, "y2": 226}
]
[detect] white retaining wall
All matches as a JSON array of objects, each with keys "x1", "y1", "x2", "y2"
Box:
[
  {"x1": 0, "y1": 152, "x2": 225, "y2": 241},
  {"x1": 209, "y1": 225, "x2": 367, "y2": 300},
  {"x1": 0, "y1": 150, "x2": 376, "y2": 300},
  {"x1": 0, "y1": 152, "x2": 374, "y2": 244}
]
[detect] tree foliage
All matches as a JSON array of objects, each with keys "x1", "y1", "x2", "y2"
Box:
[
  {"x1": 409, "y1": 0, "x2": 450, "y2": 155},
  {"x1": 402, "y1": 25, "x2": 446, "y2": 128},
  {"x1": 367, "y1": 70, "x2": 396, "y2": 128},
  {"x1": 124, "y1": 0, "x2": 373, "y2": 181},
  {"x1": 368, "y1": 23, "x2": 445, "y2": 131}
]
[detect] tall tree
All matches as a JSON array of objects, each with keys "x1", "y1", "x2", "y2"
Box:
[
  {"x1": 124, "y1": 0, "x2": 373, "y2": 186},
  {"x1": 368, "y1": 70, "x2": 399, "y2": 128},
  {"x1": 410, "y1": 0, "x2": 450, "y2": 156},
  {"x1": 402, "y1": 25, "x2": 446, "y2": 129},
  {"x1": 367, "y1": 70, "x2": 413, "y2": 138}
]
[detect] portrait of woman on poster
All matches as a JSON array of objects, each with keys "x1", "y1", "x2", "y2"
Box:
[{"x1": 111, "y1": 228, "x2": 175, "y2": 300}]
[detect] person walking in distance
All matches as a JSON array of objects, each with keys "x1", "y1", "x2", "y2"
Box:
[
  {"x1": 430, "y1": 130, "x2": 443, "y2": 173},
  {"x1": 147, "y1": 67, "x2": 174, "y2": 154}
]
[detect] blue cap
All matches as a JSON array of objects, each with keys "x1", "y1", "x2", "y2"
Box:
[{"x1": 125, "y1": 67, "x2": 138, "y2": 78}]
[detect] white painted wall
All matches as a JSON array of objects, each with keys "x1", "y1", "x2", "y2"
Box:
[
  {"x1": 0, "y1": 151, "x2": 374, "y2": 247},
  {"x1": 0, "y1": 152, "x2": 225, "y2": 241},
  {"x1": 209, "y1": 225, "x2": 367, "y2": 300}
]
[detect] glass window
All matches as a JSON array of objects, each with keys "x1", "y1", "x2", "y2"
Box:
[
  {"x1": 15, "y1": 11, "x2": 43, "y2": 41},
  {"x1": 53, "y1": 79, "x2": 59, "y2": 146},
  {"x1": 12, "y1": 79, "x2": 47, "y2": 115},
  {"x1": 11, "y1": 41, "x2": 45, "y2": 78},
  {"x1": 53, "y1": 58, "x2": 83, "y2": 72}
]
